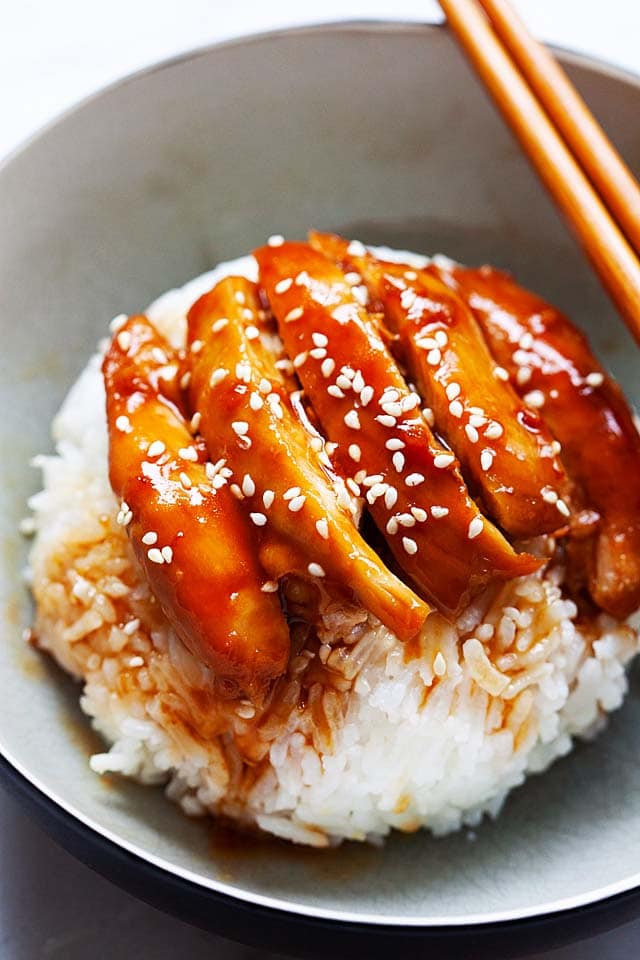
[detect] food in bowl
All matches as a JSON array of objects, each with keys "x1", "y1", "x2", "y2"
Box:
[{"x1": 26, "y1": 232, "x2": 640, "y2": 846}]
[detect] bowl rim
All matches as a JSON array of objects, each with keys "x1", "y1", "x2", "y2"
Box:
[{"x1": 2, "y1": 17, "x2": 640, "y2": 932}]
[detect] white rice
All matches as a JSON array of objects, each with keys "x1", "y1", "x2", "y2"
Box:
[{"x1": 26, "y1": 247, "x2": 640, "y2": 847}]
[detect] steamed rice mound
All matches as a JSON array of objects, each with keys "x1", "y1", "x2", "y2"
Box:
[{"x1": 27, "y1": 252, "x2": 640, "y2": 847}]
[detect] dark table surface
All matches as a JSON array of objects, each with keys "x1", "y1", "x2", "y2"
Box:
[{"x1": 2, "y1": 788, "x2": 639, "y2": 960}]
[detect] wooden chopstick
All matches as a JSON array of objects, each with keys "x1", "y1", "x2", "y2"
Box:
[
  {"x1": 439, "y1": 0, "x2": 640, "y2": 346},
  {"x1": 478, "y1": 0, "x2": 640, "y2": 255}
]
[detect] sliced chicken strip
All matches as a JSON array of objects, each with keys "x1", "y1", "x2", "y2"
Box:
[
  {"x1": 310, "y1": 231, "x2": 569, "y2": 539},
  {"x1": 103, "y1": 315, "x2": 290, "y2": 701},
  {"x1": 436, "y1": 263, "x2": 640, "y2": 619},
  {"x1": 187, "y1": 276, "x2": 428, "y2": 641},
  {"x1": 255, "y1": 242, "x2": 540, "y2": 619}
]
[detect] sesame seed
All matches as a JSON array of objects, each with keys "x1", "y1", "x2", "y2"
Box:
[
  {"x1": 268, "y1": 234, "x2": 284, "y2": 247},
  {"x1": 513, "y1": 349, "x2": 530, "y2": 366},
  {"x1": 310, "y1": 347, "x2": 327, "y2": 359},
  {"x1": 516, "y1": 367, "x2": 532, "y2": 386},
  {"x1": 360, "y1": 385, "x2": 374, "y2": 407},
  {"x1": 362, "y1": 474, "x2": 384, "y2": 487},
  {"x1": 382, "y1": 401, "x2": 403, "y2": 418},
  {"x1": 327, "y1": 385, "x2": 345, "y2": 398},
  {"x1": 288, "y1": 494, "x2": 306, "y2": 512},
  {"x1": 147, "y1": 440, "x2": 166, "y2": 458},
  {"x1": 316, "y1": 518, "x2": 329, "y2": 540},
  {"x1": 261, "y1": 580, "x2": 279, "y2": 592},
  {"x1": 465, "y1": 424, "x2": 479, "y2": 443},
  {"x1": 416, "y1": 337, "x2": 437, "y2": 351},
  {"x1": 484, "y1": 422, "x2": 503, "y2": 439},
  {"x1": 285, "y1": 307, "x2": 303, "y2": 323},
  {"x1": 405, "y1": 473, "x2": 425, "y2": 487},
  {"x1": 468, "y1": 516, "x2": 484, "y2": 540},
  {"x1": 411, "y1": 506, "x2": 428, "y2": 522},
  {"x1": 277, "y1": 358, "x2": 295, "y2": 374},
  {"x1": 524, "y1": 390, "x2": 545, "y2": 408},
  {"x1": 312, "y1": 332, "x2": 328, "y2": 347},
  {"x1": 541, "y1": 487, "x2": 558, "y2": 504},
  {"x1": 392, "y1": 451, "x2": 405, "y2": 472},
  {"x1": 151, "y1": 347, "x2": 168, "y2": 364},
  {"x1": 352, "y1": 285, "x2": 369, "y2": 306},
  {"x1": 115, "y1": 415, "x2": 131, "y2": 433},
  {"x1": 263, "y1": 490, "x2": 275, "y2": 509},
  {"x1": 109, "y1": 314, "x2": 127, "y2": 333},
  {"x1": 401, "y1": 288, "x2": 417, "y2": 309},
  {"x1": 259, "y1": 378, "x2": 272, "y2": 394},
  {"x1": 179, "y1": 445, "x2": 198, "y2": 461},
  {"x1": 231, "y1": 421, "x2": 249, "y2": 436},
  {"x1": 179, "y1": 471, "x2": 192, "y2": 489},
  {"x1": 449, "y1": 400, "x2": 464, "y2": 419},
  {"x1": 469, "y1": 413, "x2": 487, "y2": 428},
  {"x1": 321, "y1": 358, "x2": 335, "y2": 378},
  {"x1": 551, "y1": 440, "x2": 562, "y2": 455},
  {"x1": 435, "y1": 330, "x2": 448, "y2": 348},
  {"x1": 293, "y1": 351, "x2": 308, "y2": 368},
  {"x1": 295, "y1": 270, "x2": 310, "y2": 286},
  {"x1": 348, "y1": 444, "x2": 362, "y2": 462},
  {"x1": 242, "y1": 474, "x2": 256, "y2": 497},
  {"x1": 250, "y1": 512, "x2": 267, "y2": 526},
  {"x1": 161, "y1": 545, "x2": 173, "y2": 563},
  {"x1": 556, "y1": 499, "x2": 570, "y2": 517},
  {"x1": 427, "y1": 348, "x2": 442, "y2": 366},
  {"x1": 433, "y1": 652, "x2": 446, "y2": 677},
  {"x1": 191, "y1": 339, "x2": 203, "y2": 354},
  {"x1": 116, "y1": 330, "x2": 132, "y2": 350},
  {"x1": 180, "y1": 371, "x2": 191, "y2": 390},
  {"x1": 235, "y1": 360, "x2": 251, "y2": 383},
  {"x1": 386, "y1": 518, "x2": 398, "y2": 535},
  {"x1": 346, "y1": 478, "x2": 361, "y2": 496},
  {"x1": 384, "y1": 486, "x2": 398, "y2": 509},
  {"x1": 431, "y1": 505, "x2": 449, "y2": 518},
  {"x1": 480, "y1": 449, "x2": 495, "y2": 472},
  {"x1": 336, "y1": 374, "x2": 352, "y2": 391},
  {"x1": 494, "y1": 366, "x2": 509, "y2": 382},
  {"x1": 344, "y1": 410, "x2": 361, "y2": 430},
  {"x1": 586, "y1": 372, "x2": 604, "y2": 387},
  {"x1": 189, "y1": 411, "x2": 201, "y2": 432},
  {"x1": 141, "y1": 531, "x2": 158, "y2": 545},
  {"x1": 347, "y1": 240, "x2": 366, "y2": 256},
  {"x1": 308, "y1": 562, "x2": 326, "y2": 578},
  {"x1": 209, "y1": 367, "x2": 228, "y2": 387},
  {"x1": 367, "y1": 483, "x2": 387, "y2": 503},
  {"x1": 245, "y1": 325, "x2": 260, "y2": 340},
  {"x1": 275, "y1": 278, "x2": 293, "y2": 294},
  {"x1": 376, "y1": 414, "x2": 397, "y2": 428},
  {"x1": 310, "y1": 437, "x2": 323, "y2": 452},
  {"x1": 249, "y1": 392, "x2": 264, "y2": 411},
  {"x1": 445, "y1": 382, "x2": 461, "y2": 401},
  {"x1": 384, "y1": 438, "x2": 404, "y2": 451},
  {"x1": 147, "y1": 548, "x2": 165, "y2": 564},
  {"x1": 123, "y1": 619, "x2": 140, "y2": 636},
  {"x1": 434, "y1": 452, "x2": 455, "y2": 469},
  {"x1": 234, "y1": 290, "x2": 246, "y2": 305},
  {"x1": 345, "y1": 271, "x2": 362, "y2": 285},
  {"x1": 402, "y1": 536, "x2": 418, "y2": 555},
  {"x1": 352, "y1": 371, "x2": 365, "y2": 394},
  {"x1": 212, "y1": 317, "x2": 229, "y2": 333},
  {"x1": 283, "y1": 487, "x2": 301, "y2": 500},
  {"x1": 230, "y1": 483, "x2": 244, "y2": 499}
]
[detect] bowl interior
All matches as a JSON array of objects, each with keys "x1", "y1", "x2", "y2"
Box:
[{"x1": 1, "y1": 22, "x2": 640, "y2": 926}]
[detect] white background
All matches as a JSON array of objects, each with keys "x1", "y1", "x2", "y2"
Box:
[{"x1": 2, "y1": 2, "x2": 640, "y2": 957}]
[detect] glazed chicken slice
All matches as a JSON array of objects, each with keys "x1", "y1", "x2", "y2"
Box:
[
  {"x1": 103, "y1": 315, "x2": 290, "y2": 700},
  {"x1": 186, "y1": 276, "x2": 428, "y2": 641},
  {"x1": 310, "y1": 231, "x2": 569, "y2": 539},
  {"x1": 435, "y1": 263, "x2": 640, "y2": 619},
  {"x1": 255, "y1": 242, "x2": 540, "y2": 618}
]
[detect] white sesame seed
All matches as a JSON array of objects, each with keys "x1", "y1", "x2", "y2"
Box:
[
  {"x1": 397, "y1": 513, "x2": 416, "y2": 527},
  {"x1": 259, "y1": 378, "x2": 272, "y2": 395},
  {"x1": 551, "y1": 440, "x2": 562, "y2": 455},
  {"x1": 384, "y1": 487, "x2": 398, "y2": 509},
  {"x1": 315, "y1": 518, "x2": 329, "y2": 540},
  {"x1": 422, "y1": 407, "x2": 435, "y2": 426},
  {"x1": 327, "y1": 385, "x2": 345, "y2": 399},
  {"x1": 352, "y1": 371, "x2": 365, "y2": 394},
  {"x1": 242, "y1": 474, "x2": 256, "y2": 497},
  {"x1": 383, "y1": 438, "x2": 403, "y2": 452},
  {"x1": 245, "y1": 325, "x2": 260, "y2": 341},
  {"x1": 468, "y1": 516, "x2": 484, "y2": 539},
  {"x1": 230, "y1": 483, "x2": 244, "y2": 499},
  {"x1": 435, "y1": 330, "x2": 448, "y2": 348},
  {"x1": 161, "y1": 545, "x2": 173, "y2": 563},
  {"x1": 231, "y1": 421, "x2": 249, "y2": 437},
  {"x1": 191, "y1": 339, "x2": 203, "y2": 354},
  {"x1": 249, "y1": 392, "x2": 264, "y2": 411},
  {"x1": 449, "y1": 400, "x2": 464, "y2": 419},
  {"x1": 402, "y1": 536, "x2": 418, "y2": 555},
  {"x1": 180, "y1": 371, "x2": 191, "y2": 390},
  {"x1": 308, "y1": 561, "x2": 325, "y2": 578},
  {"x1": 209, "y1": 367, "x2": 228, "y2": 387},
  {"x1": 347, "y1": 240, "x2": 366, "y2": 256},
  {"x1": 179, "y1": 445, "x2": 198, "y2": 461},
  {"x1": 288, "y1": 495, "x2": 306, "y2": 513},
  {"x1": 295, "y1": 270, "x2": 310, "y2": 286},
  {"x1": 250, "y1": 512, "x2": 267, "y2": 527},
  {"x1": 352, "y1": 285, "x2": 369, "y2": 306},
  {"x1": 416, "y1": 337, "x2": 437, "y2": 351},
  {"x1": 427, "y1": 348, "x2": 442, "y2": 366},
  {"x1": 321, "y1": 358, "x2": 335, "y2": 378},
  {"x1": 376, "y1": 414, "x2": 397, "y2": 428},
  {"x1": 516, "y1": 366, "x2": 532, "y2": 386},
  {"x1": 261, "y1": 580, "x2": 279, "y2": 592},
  {"x1": 386, "y1": 517, "x2": 399, "y2": 535},
  {"x1": 359, "y1": 385, "x2": 374, "y2": 407},
  {"x1": 141, "y1": 531, "x2": 158, "y2": 545},
  {"x1": 235, "y1": 360, "x2": 251, "y2": 383},
  {"x1": 189, "y1": 412, "x2": 201, "y2": 433},
  {"x1": 469, "y1": 414, "x2": 487, "y2": 428},
  {"x1": 494, "y1": 366, "x2": 509, "y2": 382},
  {"x1": 411, "y1": 507, "x2": 428, "y2": 522},
  {"x1": 123, "y1": 619, "x2": 140, "y2": 636},
  {"x1": 484, "y1": 422, "x2": 503, "y2": 440},
  {"x1": 147, "y1": 548, "x2": 165, "y2": 565},
  {"x1": 285, "y1": 307, "x2": 303, "y2": 323},
  {"x1": 268, "y1": 234, "x2": 284, "y2": 247},
  {"x1": 401, "y1": 288, "x2": 417, "y2": 309},
  {"x1": 431, "y1": 506, "x2": 449, "y2": 518},
  {"x1": 346, "y1": 478, "x2": 361, "y2": 496},
  {"x1": 465, "y1": 424, "x2": 480, "y2": 443},
  {"x1": 275, "y1": 278, "x2": 293, "y2": 294},
  {"x1": 367, "y1": 483, "x2": 387, "y2": 503},
  {"x1": 348, "y1": 444, "x2": 362, "y2": 462},
  {"x1": 362, "y1": 474, "x2": 384, "y2": 487},
  {"x1": 433, "y1": 652, "x2": 446, "y2": 677},
  {"x1": 445, "y1": 382, "x2": 461, "y2": 401},
  {"x1": 480, "y1": 449, "x2": 495, "y2": 472},
  {"x1": 212, "y1": 317, "x2": 229, "y2": 333},
  {"x1": 115, "y1": 415, "x2": 131, "y2": 433},
  {"x1": 434, "y1": 452, "x2": 455, "y2": 469},
  {"x1": 392, "y1": 451, "x2": 405, "y2": 472},
  {"x1": 405, "y1": 473, "x2": 425, "y2": 487},
  {"x1": 310, "y1": 347, "x2": 327, "y2": 359},
  {"x1": 586, "y1": 371, "x2": 604, "y2": 387},
  {"x1": 541, "y1": 487, "x2": 558, "y2": 504},
  {"x1": 513, "y1": 349, "x2": 530, "y2": 366},
  {"x1": 344, "y1": 409, "x2": 361, "y2": 430},
  {"x1": 179, "y1": 471, "x2": 192, "y2": 489},
  {"x1": 524, "y1": 389, "x2": 545, "y2": 409},
  {"x1": 109, "y1": 314, "x2": 128, "y2": 333},
  {"x1": 311, "y1": 332, "x2": 328, "y2": 348},
  {"x1": 283, "y1": 487, "x2": 301, "y2": 501},
  {"x1": 116, "y1": 330, "x2": 132, "y2": 351},
  {"x1": 151, "y1": 347, "x2": 168, "y2": 364},
  {"x1": 336, "y1": 374, "x2": 352, "y2": 391},
  {"x1": 262, "y1": 490, "x2": 275, "y2": 510},
  {"x1": 147, "y1": 440, "x2": 166, "y2": 458},
  {"x1": 382, "y1": 401, "x2": 403, "y2": 418},
  {"x1": 556, "y1": 499, "x2": 570, "y2": 517},
  {"x1": 293, "y1": 351, "x2": 308, "y2": 368},
  {"x1": 234, "y1": 290, "x2": 246, "y2": 305}
]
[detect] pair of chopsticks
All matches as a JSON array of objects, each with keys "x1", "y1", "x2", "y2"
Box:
[{"x1": 439, "y1": 0, "x2": 640, "y2": 347}]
